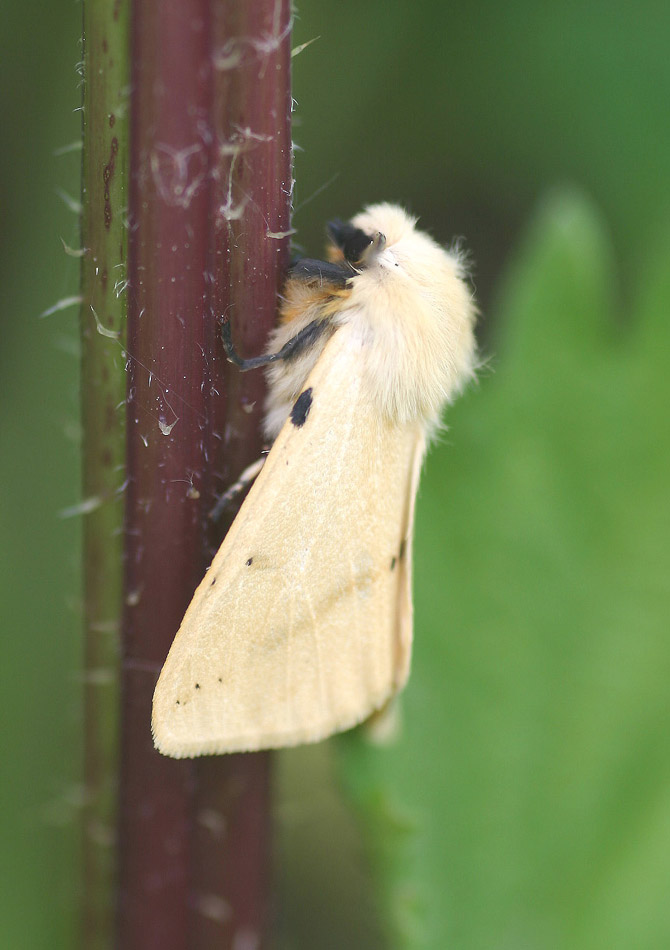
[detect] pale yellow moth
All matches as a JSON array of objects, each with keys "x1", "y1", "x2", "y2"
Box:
[{"x1": 152, "y1": 204, "x2": 476, "y2": 757}]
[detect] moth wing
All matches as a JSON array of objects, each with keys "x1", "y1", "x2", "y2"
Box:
[{"x1": 152, "y1": 324, "x2": 425, "y2": 756}]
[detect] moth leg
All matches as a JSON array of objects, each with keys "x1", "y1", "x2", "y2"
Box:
[
  {"x1": 209, "y1": 455, "x2": 267, "y2": 521},
  {"x1": 221, "y1": 318, "x2": 326, "y2": 372}
]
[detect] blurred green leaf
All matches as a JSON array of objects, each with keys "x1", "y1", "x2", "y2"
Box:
[{"x1": 338, "y1": 189, "x2": 670, "y2": 950}]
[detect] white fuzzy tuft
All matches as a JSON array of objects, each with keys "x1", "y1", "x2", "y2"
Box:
[
  {"x1": 344, "y1": 204, "x2": 477, "y2": 428},
  {"x1": 263, "y1": 203, "x2": 476, "y2": 440}
]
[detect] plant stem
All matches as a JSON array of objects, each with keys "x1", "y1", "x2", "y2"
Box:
[
  {"x1": 119, "y1": 2, "x2": 292, "y2": 948},
  {"x1": 80, "y1": 0, "x2": 129, "y2": 946}
]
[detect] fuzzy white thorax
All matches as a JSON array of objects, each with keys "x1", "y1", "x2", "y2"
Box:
[{"x1": 263, "y1": 203, "x2": 476, "y2": 441}]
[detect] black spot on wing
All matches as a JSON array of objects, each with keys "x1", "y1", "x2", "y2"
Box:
[
  {"x1": 398, "y1": 539, "x2": 407, "y2": 562},
  {"x1": 246, "y1": 557, "x2": 253, "y2": 566},
  {"x1": 390, "y1": 556, "x2": 397, "y2": 571},
  {"x1": 290, "y1": 388, "x2": 313, "y2": 428}
]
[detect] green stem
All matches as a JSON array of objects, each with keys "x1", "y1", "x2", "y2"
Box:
[{"x1": 80, "y1": 0, "x2": 130, "y2": 947}]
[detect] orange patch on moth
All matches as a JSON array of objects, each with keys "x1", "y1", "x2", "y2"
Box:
[
  {"x1": 279, "y1": 280, "x2": 352, "y2": 325},
  {"x1": 326, "y1": 245, "x2": 346, "y2": 264}
]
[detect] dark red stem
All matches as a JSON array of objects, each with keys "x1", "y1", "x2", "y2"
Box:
[{"x1": 120, "y1": 2, "x2": 292, "y2": 947}]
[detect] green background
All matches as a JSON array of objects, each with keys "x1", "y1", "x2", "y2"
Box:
[{"x1": 2, "y1": 2, "x2": 669, "y2": 947}]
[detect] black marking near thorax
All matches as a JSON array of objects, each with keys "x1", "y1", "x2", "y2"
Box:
[
  {"x1": 290, "y1": 388, "x2": 313, "y2": 427},
  {"x1": 328, "y1": 221, "x2": 374, "y2": 263},
  {"x1": 289, "y1": 258, "x2": 355, "y2": 287}
]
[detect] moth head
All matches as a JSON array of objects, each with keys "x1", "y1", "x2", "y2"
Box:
[
  {"x1": 327, "y1": 204, "x2": 465, "y2": 286},
  {"x1": 348, "y1": 203, "x2": 418, "y2": 250},
  {"x1": 327, "y1": 218, "x2": 386, "y2": 268}
]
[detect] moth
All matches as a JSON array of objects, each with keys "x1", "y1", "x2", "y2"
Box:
[{"x1": 152, "y1": 203, "x2": 476, "y2": 756}]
